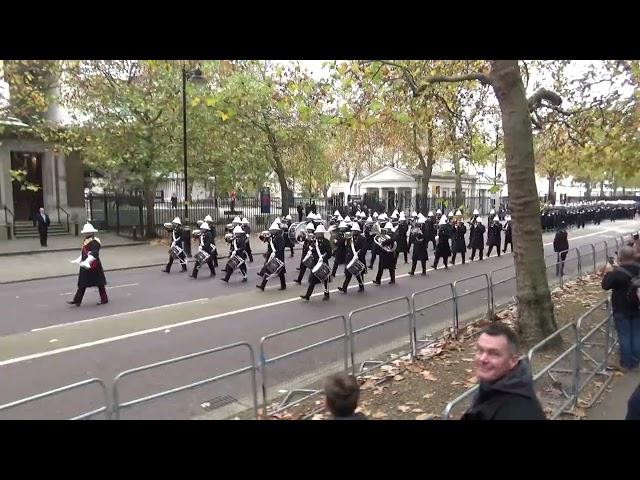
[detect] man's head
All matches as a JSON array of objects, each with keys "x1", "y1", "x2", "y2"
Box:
[
  {"x1": 39, "y1": 207, "x2": 45, "y2": 215},
  {"x1": 633, "y1": 233, "x2": 639, "y2": 242},
  {"x1": 324, "y1": 373, "x2": 360, "y2": 417},
  {"x1": 618, "y1": 246, "x2": 636, "y2": 265},
  {"x1": 474, "y1": 323, "x2": 519, "y2": 383}
]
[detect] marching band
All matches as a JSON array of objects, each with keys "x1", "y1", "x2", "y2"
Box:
[{"x1": 145, "y1": 199, "x2": 638, "y2": 305}]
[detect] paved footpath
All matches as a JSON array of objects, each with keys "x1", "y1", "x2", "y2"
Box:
[{"x1": 585, "y1": 369, "x2": 639, "y2": 420}]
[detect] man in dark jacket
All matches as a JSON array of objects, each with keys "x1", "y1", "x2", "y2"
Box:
[
  {"x1": 297, "y1": 203, "x2": 304, "y2": 222},
  {"x1": 256, "y1": 221, "x2": 286, "y2": 291},
  {"x1": 602, "y1": 246, "x2": 640, "y2": 371},
  {"x1": 627, "y1": 383, "x2": 640, "y2": 420},
  {"x1": 470, "y1": 218, "x2": 485, "y2": 261},
  {"x1": 485, "y1": 216, "x2": 502, "y2": 258},
  {"x1": 338, "y1": 223, "x2": 367, "y2": 294},
  {"x1": 324, "y1": 372, "x2": 367, "y2": 420},
  {"x1": 462, "y1": 323, "x2": 546, "y2": 420},
  {"x1": 502, "y1": 215, "x2": 513, "y2": 253},
  {"x1": 450, "y1": 218, "x2": 467, "y2": 266},
  {"x1": 67, "y1": 223, "x2": 108, "y2": 306},
  {"x1": 34, "y1": 207, "x2": 50, "y2": 247},
  {"x1": 553, "y1": 221, "x2": 569, "y2": 277}
]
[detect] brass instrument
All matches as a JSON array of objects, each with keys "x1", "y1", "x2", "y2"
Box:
[
  {"x1": 290, "y1": 222, "x2": 306, "y2": 244},
  {"x1": 191, "y1": 229, "x2": 202, "y2": 238},
  {"x1": 258, "y1": 230, "x2": 271, "y2": 242},
  {"x1": 224, "y1": 233, "x2": 234, "y2": 243},
  {"x1": 374, "y1": 234, "x2": 396, "y2": 253},
  {"x1": 163, "y1": 222, "x2": 175, "y2": 231}
]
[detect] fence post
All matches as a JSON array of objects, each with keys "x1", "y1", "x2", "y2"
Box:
[
  {"x1": 590, "y1": 244, "x2": 596, "y2": 274},
  {"x1": 138, "y1": 200, "x2": 144, "y2": 238},
  {"x1": 575, "y1": 248, "x2": 582, "y2": 275},
  {"x1": 115, "y1": 196, "x2": 120, "y2": 235},
  {"x1": 88, "y1": 192, "x2": 94, "y2": 221},
  {"x1": 103, "y1": 195, "x2": 109, "y2": 229}
]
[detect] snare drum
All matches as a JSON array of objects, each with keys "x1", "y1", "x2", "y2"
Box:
[
  {"x1": 194, "y1": 250, "x2": 210, "y2": 265},
  {"x1": 264, "y1": 256, "x2": 284, "y2": 276},
  {"x1": 312, "y1": 262, "x2": 331, "y2": 283},
  {"x1": 346, "y1": 257, "x2": 365, "y2": 277},
  {"x1": 226, "y1": 253, "x2": 245, "y2": 271},
  {"x1": 169, "y1": 245, "x2": 184, "y2": 260},
  {"x1": 302, "y1": 250, "x2": 315, "y2": 269}
]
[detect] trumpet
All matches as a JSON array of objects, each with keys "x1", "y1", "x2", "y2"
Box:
[
  {"x1": 224, "y1": 233, "x2": 234, "y2": 243},
  {"x1": 191, "y1": 229, "x2": 202, "y2": 238},
  {"x1": 258, "y1": 231, "x2": 271, "y2": 242},
  {"x1": 163, "y1": 222, "x2": 175, "y2": 231},
  {"x1": 374, "y1": 234, "x2": 396, "y2": 253}
]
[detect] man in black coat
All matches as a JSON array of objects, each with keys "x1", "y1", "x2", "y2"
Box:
[
  {"x1": 486, "y1": 216, "x2": 502, "y2": 258},
  {"x1": 190, "y1": 222, "x2": 216, "y2": 279},
  {"x1": 67, "y1": 223, "x2": 108, "y2": 306},
  {"x1": 395, "y1": 214, "x2": 410, "y2": 264},
  {"x1": 372, "y1": 222, "x2": 397, "y2": 285},
  {"x1": 461, "y1": 323, "x2": 545, "y2": 420},
  {"x1": 282, "y1": 215, "x2": 295, "y2": 257},
  {"x1": 34, "y1": 207, "x2": 50, "y2": 247},
  {"x1": 425, "y1": 213, "x2": 437, "y2": 251},
  {"x1": 408, "y1": 220, "x2": 428, "y2": 276},
  {"x1": 257, "y1": 221, "x2": 287, "y2": 291},
  {"x1": 338, "y1": 223, "x2": 367, "y2": 294},
  {"x1": 470, "y1": 218, "x2": 486, "y2": 261},
  {"x1": 222, "y1": 226, "x2": 249, "y2": 283},
  {"x1": 331, "y1": 221, "x2": 348, "y2": 278},
  {"x1": 297, "y1": 203, "x2": 304, "y2": 222},
  {"x1": 450, "y1": 218, "x2": 467, "y2": 266},
  {"x1": 553, "y1": 221, "x2": 569, "y2": 277},
  {"x1": 502, "y1": 215, "x2": 513, "y2": 253},
  {"x1": 300, "y1": 224, "x2": 333, "y2": 301},
  {"x1": 162, "y1": 216, "x2": 187, "y2": 273},
  {"x1": 432, "y1": 218, "x2": 452, "y2": 270},
  {"x1": 294, "y1": 222, "x2": 316, "y2": 284}
]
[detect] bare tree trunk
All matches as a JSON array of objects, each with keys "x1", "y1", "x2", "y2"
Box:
[
  {"x1": 453, "y1": 155, "x2": 463, "y2": 209},
  {"x1": 585, "y1": 182, "x2": 592, "y2": 198},
  {"x1": 266, "y1": 129, "x2": 291, "y2": 216},
  {"x1": 489, "y1": 60, "x2": 557, "y2": 345},
  {"x1": 547, "y1": 174, "x2": 557, "y2": 205},
  {"x1": 414, "y1": 122, "x2": 435, "y2": 212},
  {"x1": 600, "y1": 181, "x2": 605, "y2": 197}
]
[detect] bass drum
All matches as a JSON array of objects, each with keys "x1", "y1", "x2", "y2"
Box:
[
  {"x1": 225, "y1": 253, "x2": 245, "y2": 271},
  {"x1": 312, "y1": 262, "x2": 331, "y2": 283},
  {"x1": 264, "y1": 256, "x2": 284, "y2": 276},
  {"x1": 346, "y1": 257, "x2": 365, "y2": 277}
]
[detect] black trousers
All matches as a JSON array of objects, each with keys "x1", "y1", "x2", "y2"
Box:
[
  {"x1": 298, "y1": 212, "x2": 304, "y2": 222},
  {"x1": 223, "y1": 262, "x2": 247, "y2": 281},
  {"x1": 503, "y1": 240, "x2": 513, "y2": 253},
  {"x1": 260, "y1": 270, "x2": 286, "y2": 289},
  {"x1": 369, "y1": 249, "x2": 377, "y2": 267},
  {"x1": 331, "y1": 259, "x2": 345, "y2": 277},
  {"x1": 192, "y1": 256, "x2": 215, "y2": 278},
  {"x1": 72, "y1": 286, "x2": 108, "y2": 305},
  {"x1": 433, "y1": 254, "x2": 449, "y2": 269},
  {"x1": 395, "y1": 250, "x2": 408, "y2": 263},
  {"x1": 471, "y1": 247, "x2": 484, "y2": 261},
  {"x1": 296, "y1": 264, "x2": 308, "y2": 282},
  {"x1": 375, "y1": 264, "x2": 395, "y2": 283},
  {"x1": 166, "y1": 252, "x2": 187, "y2": 272},
  {"x1": 556, "y1": 251, "x2": 568, "y2": 276},
  {"x1": 486, "y1": 244, "x2": 501, "y2": 258},
  {"x1": 451, "y1": 250, "x2": 466, "y2": 264},
  {"x1": 428, "y1": 238, "x2": 437, "y2": 250},
  {"x1": 342, "y1": 271, "x2": 364, "y2": 290},
  {"x1": 245, "y1": 241, "x2": 254, "y2": 262},
  {"x1": 306, "y1": 272, "x2": 329, "y2": 297},
  {"x1": 410, "y1": 258, "x2": 427, "y2": 274},
  {"x1": 39, "y1": 229, "x2": 48, "y2": 246}
]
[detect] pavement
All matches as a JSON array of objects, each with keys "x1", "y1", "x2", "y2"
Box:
[
  {"x1": 0, "y1": 218, "x2": 638, "y2": 419},
  {"x1": 0, "y1": 232, "x2": 287, "y2": 284},
  {"x1": 585, "y1": 369, "x2": 640, "y2": 420}
]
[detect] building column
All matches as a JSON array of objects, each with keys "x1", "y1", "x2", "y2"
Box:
[
  {"x1": 378, "y1": 188, "x2": 383, "y2": 201},
  {"x1": 42, "y1": 149, "x2": 56, "y2": 213},
  {"x1": 411, "y1": 187, "x2": 417, "y2": 211}
]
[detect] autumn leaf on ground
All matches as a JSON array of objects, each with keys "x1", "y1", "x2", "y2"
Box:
[
  {"x1": 373, "y1": 386, "x2": 385, "y2": 396},
  {"x1": 393, "y1": 375, "x2": 405, "y2": 382},
  {"x1": 397, "y1": 405, "x2": 411, "y2": 413},
  {"x1": 415, "y1": 413, "x2": 434, "y2": 420},
  {"x1": 423, "y1": 393, "x2": 434, "y2": 399},
  {"x1": 360, "y1": 381, "x2": 376, "y2": 391},
  {"x1": 372, "y1": 411, "x2": 388, "y2": 419},
  {"x1": 451, "y1": 381, "x2": 464, "y2": 386},
  {"x1": 461, "y1": 358, "x2": 474, "y2": 362},
  {"x1": 411, "y1": 408, "x2": 424, "y2": 413},
  {"x1": 420, "y1": 371, "x2": 438, "y2": 381}
]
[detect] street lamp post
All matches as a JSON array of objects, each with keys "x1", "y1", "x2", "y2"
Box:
[{"x1": 181, "y1": 65, "x2": 205, "y2": 223}]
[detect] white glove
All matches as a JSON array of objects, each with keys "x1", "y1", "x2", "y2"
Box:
[
  {"x1": 79, "y1": 254, "x2": 96, "y2": 270},
  {"x1": 70, "y1": 255, "x2": 82, "y2": 264}
]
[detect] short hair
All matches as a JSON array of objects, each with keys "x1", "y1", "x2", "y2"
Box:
[
  {"x1": 633, "y1": 233, "x2": 639, "y2": 241},
  {"x1": 618, "y1": 246, "x2": 636, "y2": 263},
  {"x1": 324, "y1": 373, "x2": 360, "y2": 417},
  {"x1": 479, "y1": 323, "x2": 519, "y2": 355}
]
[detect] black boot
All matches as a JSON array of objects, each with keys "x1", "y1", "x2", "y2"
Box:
[
  {"x1": 358, "y1": 284, "x2": 365, "y2": 292},
  {"x1": 181, "y1": 264, "x2": 187, "y2": 272},
  {"x1": 323, "y1": 292, "x2": 330, "y2": 300}
]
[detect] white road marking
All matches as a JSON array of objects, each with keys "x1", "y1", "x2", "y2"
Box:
[
  {"x1": 30, "y1": 297, "x2": 209, "y2": 332},
  {"x1": 3, "y1": 225, "x2": 632, "y2": 366},
  {"x1": 59, "y1": 283, "x2": 140, "y2": 296}
]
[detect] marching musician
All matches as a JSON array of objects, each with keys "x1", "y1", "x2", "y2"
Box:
[
  {"x1": 67, "y1": 223, "x2": 108, "y2": 306},
  {"x1": 409, "y1": 216, "x2": 428, "y2": 276},
  {"x1": 190, "y1": 221, "x2": 216, "y2": 279},
  {"x1": 282, "y1": 214, "x2": 295, "y2": 257},
  {"x1": 162, "y1": 216, "x2": 187, "y2": 273},
  {"x1": 203, "y1": 215, "x2": 218, "y2": 267},
  {"x1": 432, "y1": 215, "x2": 452, "y2": 270},
  {"x1": 486, "y1": 215, "x2": 502, "y2": 258},
  {"x1": 425, "y1": 211, "x2": 437, "y2": 251},
  {"x1": 503, "y1": 214, "x2": 513, "y2": 253},
  {"x1": 468, "y1": 209, "x2": 480, "y2": 249},
  {"x1": 338, "y1": 223, "x2": 367, "y2": 294},
  {"x1": 395, "y1": 212, "x2": 409, "y2": 264},
  {"x1": 294, "y1": 222, "x2": 316, "y2": 284},
  {"x1": 256, "y1": 221, "x2": 287, "y2": 291},
  {"x1": 470, "y1": 218, "x2": 486, "y2": 261},
  {"x1": 241, "y1": 217, "x2": 254, "y2": 263},
  {"x1": 300, "y1": 224, "x2": 333, "y2": 301},
  {"x1": 364, "y1": 216, "x2": 375, "y2": 266},
  {"x1": 372, "y1": 221, "x2": 397, "y2": 286},
  {"x1": 221, "y1": 225, "x2": 249, "y2": 283},
  {"x1": 331, "y1": 220, "x2": 349, "y2": 278},
  {"x1": 450, "y1": 213, "x2": 467, "y2": 266}
]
